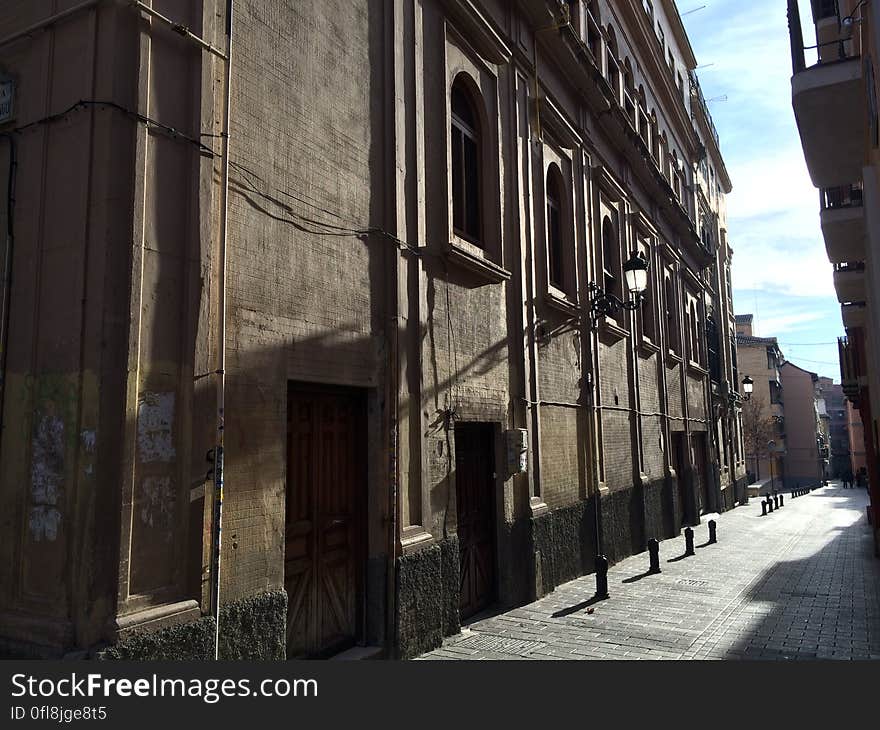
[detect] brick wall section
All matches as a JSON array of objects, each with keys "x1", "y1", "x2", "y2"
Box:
[{"x1": 223, "y1": 0, "x2": 383, "y2": 601}]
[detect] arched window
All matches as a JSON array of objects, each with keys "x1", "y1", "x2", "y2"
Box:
[
  {"x1": 637, "y1": 86, "x2": 649, "y2": 146},
  {"x1": 546, "y1": 166, "x2": 565, "y2": 290},
  {"x1": 660, "y1": 131, "x2": 668, "y2": 177},
  {"x1": 605, "y1": 27, "x2": 620, "y2": 99},
  {"x1": 602, "y1": 216, "x2": 620, "y2": 302},
  {"x1": 665, "y1": 273, "x2": 679, "y2": 353},
  {"x1": 451, "y1": 77, "x2": 482, "y2": 244},
  {"x1": 650, "y1": 112, "x2": 660, "y2": 160},
  {"x1": 623, "y1": 59, "x2": 636, "y2": 122},
  {"x1": 639, "y1": 242, "x2": 656, "y2": 341},
  {"x1": 690, "y1": 300, "x2": 702, "y2": 363}
]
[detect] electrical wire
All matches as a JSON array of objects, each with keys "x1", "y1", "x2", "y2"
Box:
[{"x1": 9, "y1": 99, "x2": 422, "y2": 255}]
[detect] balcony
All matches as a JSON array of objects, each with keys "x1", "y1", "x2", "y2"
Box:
[
  {"x1": 820, "y1": 184, "x2": 865, "y2": 263},
  {"x1": 841, "y1": 302, "x2": 867, "y2": 329},
  {"x1": 788, "y1": 1, "x2": 866, "y2": 188},
  {"x1": 839, "y1": 336, "x2": 858, "y2": 400},
  {"x1": 833, "y1": 262, "x2": 866, "y2": 304}
]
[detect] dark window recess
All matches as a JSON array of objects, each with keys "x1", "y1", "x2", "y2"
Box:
[
  {"x1": 810, "y1": 0, "x2": 839, "y2": 20},
  {"x1": 731, "y1": 334, "x2": 739, "y2": 386},
  {"x1": 665, "y1": 275, "x2": 678, "y2": 352},
  {"x1": 770, "y1": 380, "x2": 783, "y2": 405},
  {"x1": 867, "y1": 59, "x2": 879, "y2": 149},
  {"x1": 547, "y1": 173, "x2": 564, "y2": 289},
  {"x1": 451, "y1": 83, "x2": 482, "y2": 244},
  {"x1": 602, "y1": 218, "x2": 619, "y2": 300},
  {"x1": 707, "y1": 316, "x2": 722, "y2": 383}
]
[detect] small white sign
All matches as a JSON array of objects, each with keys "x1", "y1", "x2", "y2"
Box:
[{"x1": 0, "y1": 79, "x2": 14, "y2": 125}]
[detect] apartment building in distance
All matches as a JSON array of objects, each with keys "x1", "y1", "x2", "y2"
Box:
[
  {"x1": 736, "y1": 315, "x2": 786, "y2": 489},
  {"x1": 780, "y1": 362, "x2": 824, "y2": 489},
  {"x1": 0, "y1": 0, "x2": 743, "y2": 659},
  {"x1": 823, "y1": 378, "x2": 852, "y2": 477},
  {"x1": 788, "y1": 0, "x2": 880, "y2": 554}
]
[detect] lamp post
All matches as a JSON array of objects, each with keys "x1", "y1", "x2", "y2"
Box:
[
  {"x1": 588, "y1": 251, "x2": 649, "y2": 325},
  {"x1": 742, "y1": 375, "x2": 754, "y2": 400}
]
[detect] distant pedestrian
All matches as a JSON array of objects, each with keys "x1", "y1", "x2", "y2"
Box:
[{"x1": 843, "y1": 469, "x2": 854, "y2": 488}]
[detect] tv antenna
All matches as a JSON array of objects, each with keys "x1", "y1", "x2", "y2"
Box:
[{"x1": 682, "y1": 5, "x2": 708, "y2": 18}]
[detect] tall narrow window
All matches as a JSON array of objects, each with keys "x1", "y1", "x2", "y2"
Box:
[
  {"x1": 451, "y1": 79, "x2": 482, "y2": 244},
  {"x1": 546, "y1": 168, "x2": 564, "y2": 290},
  {"x1": 665, "y1": 273, "x2": 679, "y2": 353},
  {"x1": 602, "y1": 217, "x2": 620, "y2": 303}
]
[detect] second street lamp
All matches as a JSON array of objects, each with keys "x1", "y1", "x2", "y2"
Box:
[
  {"x1": 589, "y1": 251, "x2": 649, "y2": 325},
  {"x1": 742, "y1": 375, "x2": 754, "y2": 400}
]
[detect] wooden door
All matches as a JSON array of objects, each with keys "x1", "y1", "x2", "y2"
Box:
[
  {"x1": 285, "y1": 386, "x2": 364, "y2": 658},
  {"x1": 672, "y1": 432, "x2": 687, "y2": 525},
  {"x1": 455, "y1": 423, "x2": 496, "y2": 620},
  {"x1": 693, "y1": 433, "x2": 709, "y2": 514}
]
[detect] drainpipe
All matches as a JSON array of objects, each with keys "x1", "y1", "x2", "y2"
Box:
[
  {"x1": 211, "y1": 0, "x2": 234, "y2": 662},
  {"x1": 0, "y1": 133, "x2": 16, "y2": 454}
]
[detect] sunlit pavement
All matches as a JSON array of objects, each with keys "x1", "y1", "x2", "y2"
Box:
[{"x1": 417, "y1": 481, "x2": 880, "y2": 660}]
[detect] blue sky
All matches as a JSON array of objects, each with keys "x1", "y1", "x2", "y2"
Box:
[{"x1": 682, "y1": 0, "x2": 844, "y2": 380}]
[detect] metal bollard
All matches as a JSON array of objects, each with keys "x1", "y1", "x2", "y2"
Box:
[
  {"x1": 761, "y1": 500, "x2": 767, "y2": 516},
  {"x1": 773, "y1": 495, "x2": 780, "y2": 510},
  {"x1": 779, "y1": 494, "x2": 784, "y2": 508},
  {"x1": 684, "y1": 527, "x2": 695, "y2": 555},
  {"x1": 768, "y1": 497, "x2": 774, "y2": 513},
  {"x1": 595, "y1": 554, "x2": 609, "y2": 600},
  {"x1": 708, "y1": 520, "x2": 717, "y2": 544},
  {"x1": 648, "y1": 539, "x2": 661, "y2": 574}
]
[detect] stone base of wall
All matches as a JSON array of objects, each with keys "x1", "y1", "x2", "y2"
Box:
[
  {"x1": 395, "y1": 535, "x2": 459, "y2": 660},
  {"x1": 531, "y1": 497, "x2": 598, "y2": 595},
  {"x1": 734, "y1": 475, "x2": 750, "y2": 506},
  {"x1": 98, "y1": 591, "x2": 287, "y2": 661},
  {"x1": 600, "y1": 485, "x2": 646, "y2": 565}
]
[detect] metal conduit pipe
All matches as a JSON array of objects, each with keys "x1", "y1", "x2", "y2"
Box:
[
  {"x1": 211, "y1": 0, "x2": 235, "y2": 662},
  {"x1": 0, "y1": 0, "x2": 101, "y2": 50}
]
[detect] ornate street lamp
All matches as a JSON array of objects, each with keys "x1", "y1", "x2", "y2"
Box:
[
  {"x1": 589, "y1": 251, "x2": 649, "y2": 325},
  {"x1": 742, "y1": 375, "x2": 754, "y2": 400}
]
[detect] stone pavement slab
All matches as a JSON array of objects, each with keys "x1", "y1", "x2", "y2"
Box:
[{"x1": 417, "y1": 482, "x2": 880, "y2": 661}]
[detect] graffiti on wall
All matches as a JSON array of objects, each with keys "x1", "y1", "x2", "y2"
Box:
[{"x1": 29, "y1": 412, "x2": 64, "y2": 542}]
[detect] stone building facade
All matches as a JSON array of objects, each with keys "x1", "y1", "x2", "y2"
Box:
[
  {"x1": 780, "y1": 362, "x2": 823, "y2": 489},
  {"x1": 735, "y1": 315, "x2": 785, "y2": 489},
  {"x1": 0, "y1": 0, "x2": 742, "y2": 660}
]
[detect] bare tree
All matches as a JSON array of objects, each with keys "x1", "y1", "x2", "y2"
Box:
[{"x1": 741, "y1": 398, "x2": 777, "y2": 480}]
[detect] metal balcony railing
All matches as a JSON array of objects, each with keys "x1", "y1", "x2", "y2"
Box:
[
  {"x1": 788, "y1": 0, "x2": 859, "y2": 74},
  {"x1": 689, "y1": 71, "x2": 720, "y2": 148},
  {"x1": 821, "y1": 182, "x2": 863, "y2": 209},
  {"x1": 838, "y1": 335, "x2": 861, "y2": 391}
]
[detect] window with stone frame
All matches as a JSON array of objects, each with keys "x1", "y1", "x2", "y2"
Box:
[
  {"x1": 545, "y1": 164, "x2": 569, "y2": 294},
  {"x1": 664, "y1": 269, "x2": 680, "y2": 355},
  {"x1": 637, "y1": 236, "x2": 657, "y2": 343},
  {"x1": 601, "y1": 214, "x2": 622, "y2": 318},
  {"x1": 451, "y1": 77, "x2": 483, "y2": 245}
]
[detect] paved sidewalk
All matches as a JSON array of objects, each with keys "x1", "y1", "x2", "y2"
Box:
[{"x1": 418, "y1": 482, "x2": 880, "y2": 660}]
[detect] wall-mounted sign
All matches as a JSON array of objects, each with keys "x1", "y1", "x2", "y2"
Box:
[{"x1": 0, "y1": 78, "x2": 15, "y2": 125}]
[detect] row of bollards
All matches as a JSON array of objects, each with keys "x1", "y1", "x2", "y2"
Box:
[
  {"x1": 595, "y1": 520, "x2": 718, "y2": 598},
  {"x1": 760, "y1": 493, "x2": 785, "y2": 516},
  {"x1": 791, "y1": 485, "x2": 814, "y2": 498}
]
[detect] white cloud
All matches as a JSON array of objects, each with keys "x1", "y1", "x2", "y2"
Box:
[{"x1": 755, "y1": 311, "x2": 824, "y2": 335}]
